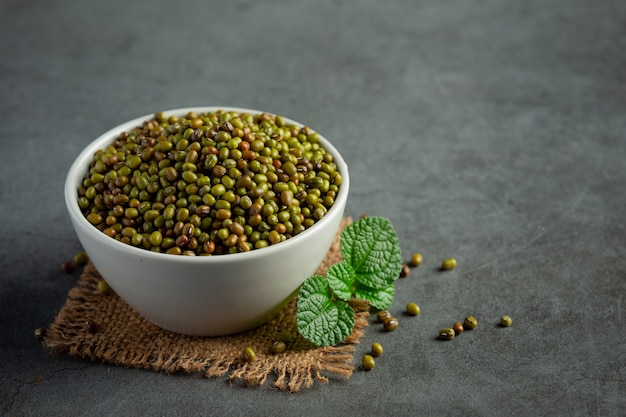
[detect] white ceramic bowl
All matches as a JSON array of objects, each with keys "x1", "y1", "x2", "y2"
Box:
[{"x1": 64, "y1": 107, "x2": 349, "y2": 336}]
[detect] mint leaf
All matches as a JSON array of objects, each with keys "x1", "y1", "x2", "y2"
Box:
[
  {"x1": 325, "y1": 261, "x2": 355, "y2": 301},
  {"x1": 296, "y1": 275, "x2": 355, "y2": 347},
  {"x1": 355, "y1": 283, "x2": 395, "y2": 310},
  {"x1": 295, "y1": 216, "x2": 404, "y2": 347},
  {"x1": 340, "y1": 216, "x2": 402, "y2": 290}
]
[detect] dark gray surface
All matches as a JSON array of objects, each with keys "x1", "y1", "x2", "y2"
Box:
[{"x1": 1, "y1": 0, "x2": 624, "y2": 416}]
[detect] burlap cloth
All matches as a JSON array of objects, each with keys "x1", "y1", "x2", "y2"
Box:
[{"x1": 44, "y1": 217, "x2": 369, "y2": 392}]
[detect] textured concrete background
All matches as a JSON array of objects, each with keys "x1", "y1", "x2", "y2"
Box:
[{"x1": 1, "y1": 0, "x2": 624, "y2": 416}]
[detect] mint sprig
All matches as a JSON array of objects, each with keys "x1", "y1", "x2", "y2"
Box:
[{"x1": 296, "y1": 216, "x2": 402, "y2": 347}]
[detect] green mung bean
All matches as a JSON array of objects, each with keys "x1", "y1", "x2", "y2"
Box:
[
  {"x1": 406, "y1": 302, "x2": 420, "y2": 316},
  {"x1": 442, "y1": 258, "x2": 457, "y2": 270},
  {"x1": 410, "y1": 253, "x2": 423, "y2": 267},
  {"x1": 73, "y1": 251, "x2": 89, "y2": 266},
  {"x1": 243, "y1": 346, "x2": 256, "y2": 362},
  {"x1": 270, "y1": 340, "x2": 287, "y2": 354},
  {"x1": 463, "y1": 315, "x2": 478, "y2": 330},
  {"x1": 77, "y1": 110, "x2": 341, "y2": 255},
  {"x1": 362, "y1": 354, "x2": 375, "y2": 371},
  {"x1": 371, "y1": 342, "x2": 384, "y2": 357},
  {"x1": 439, "y1": 328, "x2": 455, "y2": 340}
]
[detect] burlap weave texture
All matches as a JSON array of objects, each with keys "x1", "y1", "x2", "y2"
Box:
[{"x1": 44, "y1": 217, "x2": 369, "y2": 392}]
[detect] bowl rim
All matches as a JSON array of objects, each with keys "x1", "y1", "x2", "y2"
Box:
[{"x1": 64, "y1": 106, "x2": 350, "y2": 265}]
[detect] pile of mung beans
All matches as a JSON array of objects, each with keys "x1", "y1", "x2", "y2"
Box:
[{"x1": 77, "y1": 110, "x2": 342, "y2": 255}]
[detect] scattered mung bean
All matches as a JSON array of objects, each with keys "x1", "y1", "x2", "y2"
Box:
[
  {"x1": 463, "y1": 315, "x2": 478, "y2": 330},
  {"x1": 73, "y1": 251, "x2": 89, "y2": 266},
  {"x1": 371, "y1": 342, "x2": 384, "y2": 357},
  {"x1": 362, "y1": 354, "x2": 375, "y2": 371},
  {"x1": 399, "y1": 264, "x2": 410, "y2": 278},
  {"x1": 243, "y1": 346, "x2": 257, "y2": 362},
  {"x1": 376, "y1": 310, "x2": 392, "y2": 323},
  {"x1": 441, "y1": 258, "x2": 457, "y2": 270},
  {"x1": 406, "y1": 302, "x2": 420, "y2": 316},
  {"x1": 500, "y1": 315, "x2": 512, "y2": 327},
  {"x1": 84, "y1": 321, "x2": 98, "y2": 334},
  {"x1": 34, "y1": 327, "x2": 46, "y2": 341},
  {"x1": 409, "y1": 253, "x2": 423, "y2": 267},
  {"x1": 383, "y1": 317, "x2": 399, "y2": 332},
  {"x1": 439, "y1": 328, "x2": 455, "y2": 340},
  {"x1": 61, "y1": 261, "x2": 74, "y2": 273},
  {"x1": 270, "y1": 340, "x2": 287, "y2": 354},
  {"x1": 97, "y1": 280, "x2": 110, "y2": 294}
]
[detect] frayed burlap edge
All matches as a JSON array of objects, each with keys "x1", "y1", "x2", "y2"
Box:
[{"x1": 44, "y1": 217, "x2": 369, "y2": 392}]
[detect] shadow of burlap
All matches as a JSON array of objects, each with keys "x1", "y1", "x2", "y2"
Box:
[{"x1": 44, "y1": 217, "x2": 369, "y2": 392}]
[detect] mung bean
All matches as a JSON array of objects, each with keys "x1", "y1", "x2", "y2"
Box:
[
  {"x1": 441, "y1": 258, "x2": 457, "y2": 270},
  {"x1": 243, "y1": 346, "x2": 256, "y2": 362},
  {"x1": 371, "y1": 342, "x2": 383, "y2": 357},
  {"x1": 34, "y1": 327, "x2": 46, "y2": 341},
  {"x1": 77, "y1": 110, "x2": 341, "y2": 256},
  {"x1": 406, "y1": 302, "x2": 420, "y2": 316},
  {"x1": 270, "y1": 340, "x2": 287, "y2": 354},
  {"x1": 362, "y1": 354, "x2": 375, "y2": 371},
  {"x1": 439, "y1": 328, "x2": 455, "y2": 340},
  {"x1": 463, "y1": 315, "x2": 478, "y2": 330},
  {"x1": 377, "y1": 310, "x2": 392, "y2": 323},
  {"x1": 399, "y1": 264, "x2": 410, "y2": 278},
  {"x1": 409, "y1": 253, "x2": 423, "y2": 267},
  {"x1": 383, "y1": 317, "x2": 399, "y2": 332}
]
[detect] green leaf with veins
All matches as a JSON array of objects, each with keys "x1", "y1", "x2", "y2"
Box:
[
  {"x1": 325, "y1": 261, "x2": 355, "y2": 301},
  {"x1": 296, "y1": 275, "x2": 355, "y2": 347},
  {"x1": 354, "y1": 282, "x2": 395, "y2": 310},
  {"x1": 340, "y1": 216, "x2": 403, "y2": 290},
  {"x1": 296, "y1": 216, "x2": 402, "y2": 347}
]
